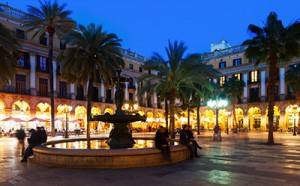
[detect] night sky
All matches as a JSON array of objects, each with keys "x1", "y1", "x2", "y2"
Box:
[{"x1": 4, "y1": 0, "x2": 300, "y2": 57}]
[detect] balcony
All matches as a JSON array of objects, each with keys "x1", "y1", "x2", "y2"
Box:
[
  {"x1": 36, "y1": 66, "x2": 49, "y2": 73},
  {"x1": 247, "y1": 79, "x2": 260, "y2": 85},
  {"x1": 265, "y1": 77, "x2": 280, "y2": 83},
  {"x1": 17, "y1": 63, "x2": 30, "y2": 70},
  {"x1": 0, "y1": 86, "x2": 31, "y2": 95},
  {"x1": 105, "y1": 99, "x2": 113, "y2": 103},
  {"x1": 38, "y1": 91, "x2": 50, "y2": 97},
  {"x1": 248, "y1": 97, "x2": 260, "y2": 103},
  {"x1": 128, "y1": 84, "x2": 136, "y2": 90},
  {"x1": 285, "y1": 94, "x2": 296, "y2": 100},
  {"x1": 57, "y1": 93, "x2": 72, "y2": 99},
  {"x1": 76, "y1": 95, "x2": 86, "y2": 101}
]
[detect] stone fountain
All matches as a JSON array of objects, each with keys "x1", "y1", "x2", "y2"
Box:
[
  {"x1": 32, "y1": 70, "x2": 190, "y2": 168},
  {"x1": 91, "y1": 69, "x2": 146, "y2": 148}
]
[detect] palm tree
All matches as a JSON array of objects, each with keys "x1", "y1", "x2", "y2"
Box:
[
  {"x1": 285, "y1": 63, "x2": 300, "y2": 99},
  {"x1": 242, "y1": 12, "x2": 300, "y2": 145},
  {"x1": 137, "y1": 41, "x2": 214, "y2": 138},
  {"x1": 57, "y1": 23, "x2": 124, "y2": 144},
  {"x1": 222, "y1": 76, "x2": 245, "y2": 133},
  {"x1": 23, "y1": 1, "x2": 76, "y2": 137},
  {"x1": 0, "y1": 23, "x2": 20, "y2": 85}
]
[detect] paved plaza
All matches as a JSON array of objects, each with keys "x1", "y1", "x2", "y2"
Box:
[{"x1": 0, "y1": 132, "x2": 300, "y2": 186}]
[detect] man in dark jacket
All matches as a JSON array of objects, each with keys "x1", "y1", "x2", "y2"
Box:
[
  {"x1": 180, "y1": 125, "x2": 198, "y2": 159},
  {"x1": 155, "y1": 126, "x2": 170, "y2": 161},
  {"x1": 21, "y1": 129, "x2": 40, "y2": 162},
  {"x1": 37, "y1": 126, "x2": 47, "y2": 143},
  {"x1": 187, "y1": 126, "x2": 202, "y2": 150}
]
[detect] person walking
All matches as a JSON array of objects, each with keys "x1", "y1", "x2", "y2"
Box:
[
  {"x1": 21, "y1": 129, "x2": 40, "y2": 162},
  {"x1": 155, "y1": 126, "x2": 171, "y2": 161},
  {"x1": 16, "y1": 127, "x2": 26, "y2": 155}
]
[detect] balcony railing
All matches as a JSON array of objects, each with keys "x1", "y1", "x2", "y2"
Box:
[
  {"x1": 105, "y1": 99, "x2": 113, "y2": 103},
  {"x1": 247, "y1": 79, "x2": 261, "y2": 85},
  {"x1": 248, "y1": 97, "x2": 260, "y2": 103},
  {"x1": 76, "y1": 95, "x2": 86, "y2": 101},
  {"x1": 36, "y1": 66, "x2": 49, "y2": 73},
  {"x1": 0, "y1": 86, "x2": 30, "y2": 95},
  {"x1": 37, "y1": 91, "x2": 50, "y2": 97},
  {"x1": 128, "y1": 85, "x2": 136, "y2": 89},
  {"x1": 17, "y1": 63, "x2": 30, "y2": 70},
  {"x1": 57, "y1": 93, "x2": 72, "y2": 99},
  {"x1": 285, "y1": 94, "x2": 296, "y2": 100}
]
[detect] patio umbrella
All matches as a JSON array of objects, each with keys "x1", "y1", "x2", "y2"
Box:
[
  {"x1": 28, "y1": 117, "x2": 49, "y2": 122},
  {"x1": 54, "y1": 118, "x2": 64, "y2": 122},
  {"x1": 0, "y1": 117, "x2": 26, "y2": 122}
]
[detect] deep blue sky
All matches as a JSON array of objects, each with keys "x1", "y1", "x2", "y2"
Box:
[{"x1": 4, "y1": 0, "x2": 300, "y2": 57}]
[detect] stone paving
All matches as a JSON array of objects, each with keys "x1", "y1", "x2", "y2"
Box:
[{"x1": 0, "y1": 132, "x2": 300, "y2": 186}]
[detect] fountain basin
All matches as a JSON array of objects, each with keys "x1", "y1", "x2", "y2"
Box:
[{"x1": 33, "y1": 138, "x2": 190, "y2": 168}]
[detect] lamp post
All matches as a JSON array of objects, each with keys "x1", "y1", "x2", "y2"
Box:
[
  {"x1": 288, "y1": 105, "x2": 299, "y2": 136},
  {"x1": 226, "y1": 111, "x2": 231, "y2": 134},
  {"x1": 207, "y1": 98, "x2": 228, "y2": 141},
  {"x1": 59, "y1": 104, "x2": 72, "y2": 138}
]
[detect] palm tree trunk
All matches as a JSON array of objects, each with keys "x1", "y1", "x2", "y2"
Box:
[
  {"x1": 48, "y1": 32, "x2": 55, "y2": 137},
  {"x1": 86, "y1": 77, "x2": 93, "y2": 148},
  {"x1": 187, "y1": 105, "x2": 190, "y2": 127},
  {"x1": 267, "y1": 58, "x2": 276, "y2": 145},
  {"x1": 197, "y1": 97, "x2": 200, "y2": 135},
  {"x1": 165, "y1": 98, "x2": 169, "y2": 131},
  {"x1": 232, "y1": 103, "x2": 237, "y2": 133},
  {"x1": 169, "y1": 92, "x2": 176, "y2": 139}
]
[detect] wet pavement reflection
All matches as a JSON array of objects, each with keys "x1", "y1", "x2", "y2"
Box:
[{"x1": 0, "y1": 132, "x2": 300, "y2": 185}]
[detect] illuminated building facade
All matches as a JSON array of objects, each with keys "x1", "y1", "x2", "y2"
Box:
[
  {"x1": 0, "y1": 4, "x2": 164, "y2": 132},
  {"x1": 202, "y1": 41, "x2": 299, "y2": 132}
]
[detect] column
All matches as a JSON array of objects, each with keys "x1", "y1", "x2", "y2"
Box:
[
  {"x1": 154, "y1": 92, "x2": 157, "y2": 108},
  {"x1": 52, "y1": 60, "x2": 57, "y2": 97},
  {"x1": 85, "y1": 80, "x2": 89, "y2": 98},
  {"x1": 70, "y1": 84, "x2": 75, "y2": 99},
  {"x1": 243, "y1": 73, "x2": 248, "y2": 103},
  {"x1": 125, "y1": 82, "x2": 129, "y2": 100},
  {"x1": 260, "y1": 110, "x2": 266, "y2": 132},
  {"x1": 135, "y1": 82, "x2": 138, "y2": 101},
  {"x1": 243, "y1": 111, "x2": 248, "y2": 130},
  {"x1": 260, "y1": 70, "x2": 266, "y2": 101},
  {"x1": 101, "y1": 82, "x2": 105, "y2": 102},
  {"x1": 280, "y1": 67, "x2": 285, "y2": 100},
  {"x1": 30, "y1": 54, "x2": 36, "y2": 95},
  {"x1": 113, "y1": 84, "x2": 116, "y2": 103}
]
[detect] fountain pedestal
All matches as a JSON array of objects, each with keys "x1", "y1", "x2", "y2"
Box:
[
  {"x1": 106, "y1": 122, "x2": 135, "y2": 148},
  {"x1": 91, "y1": 110, "x2": 146, "y2": 149}
]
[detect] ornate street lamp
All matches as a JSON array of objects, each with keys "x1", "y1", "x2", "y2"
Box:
[
  {"x1": 287, "y1": 105, "x2": 299, "y2": 136},
  {"x1": 58, "y1": 104, "x2": 72, "y2": 138},
  {"x1": 207, "y1": 98, "x2": 228, "y2": 141}
]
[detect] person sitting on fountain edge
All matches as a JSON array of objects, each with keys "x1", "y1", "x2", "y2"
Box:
[
  {"x1": 179, "y1": 124, "x2": 200, "y2": 159},
  {"x1": 21, "y1": 129, "x2": 41, "y2": 162},
  {"x1": 155, "y1": 126, "x2": 171, "y2": 161},
  {"x1": 187, "y1": 125, "x2": 202, "y2": 150}
]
